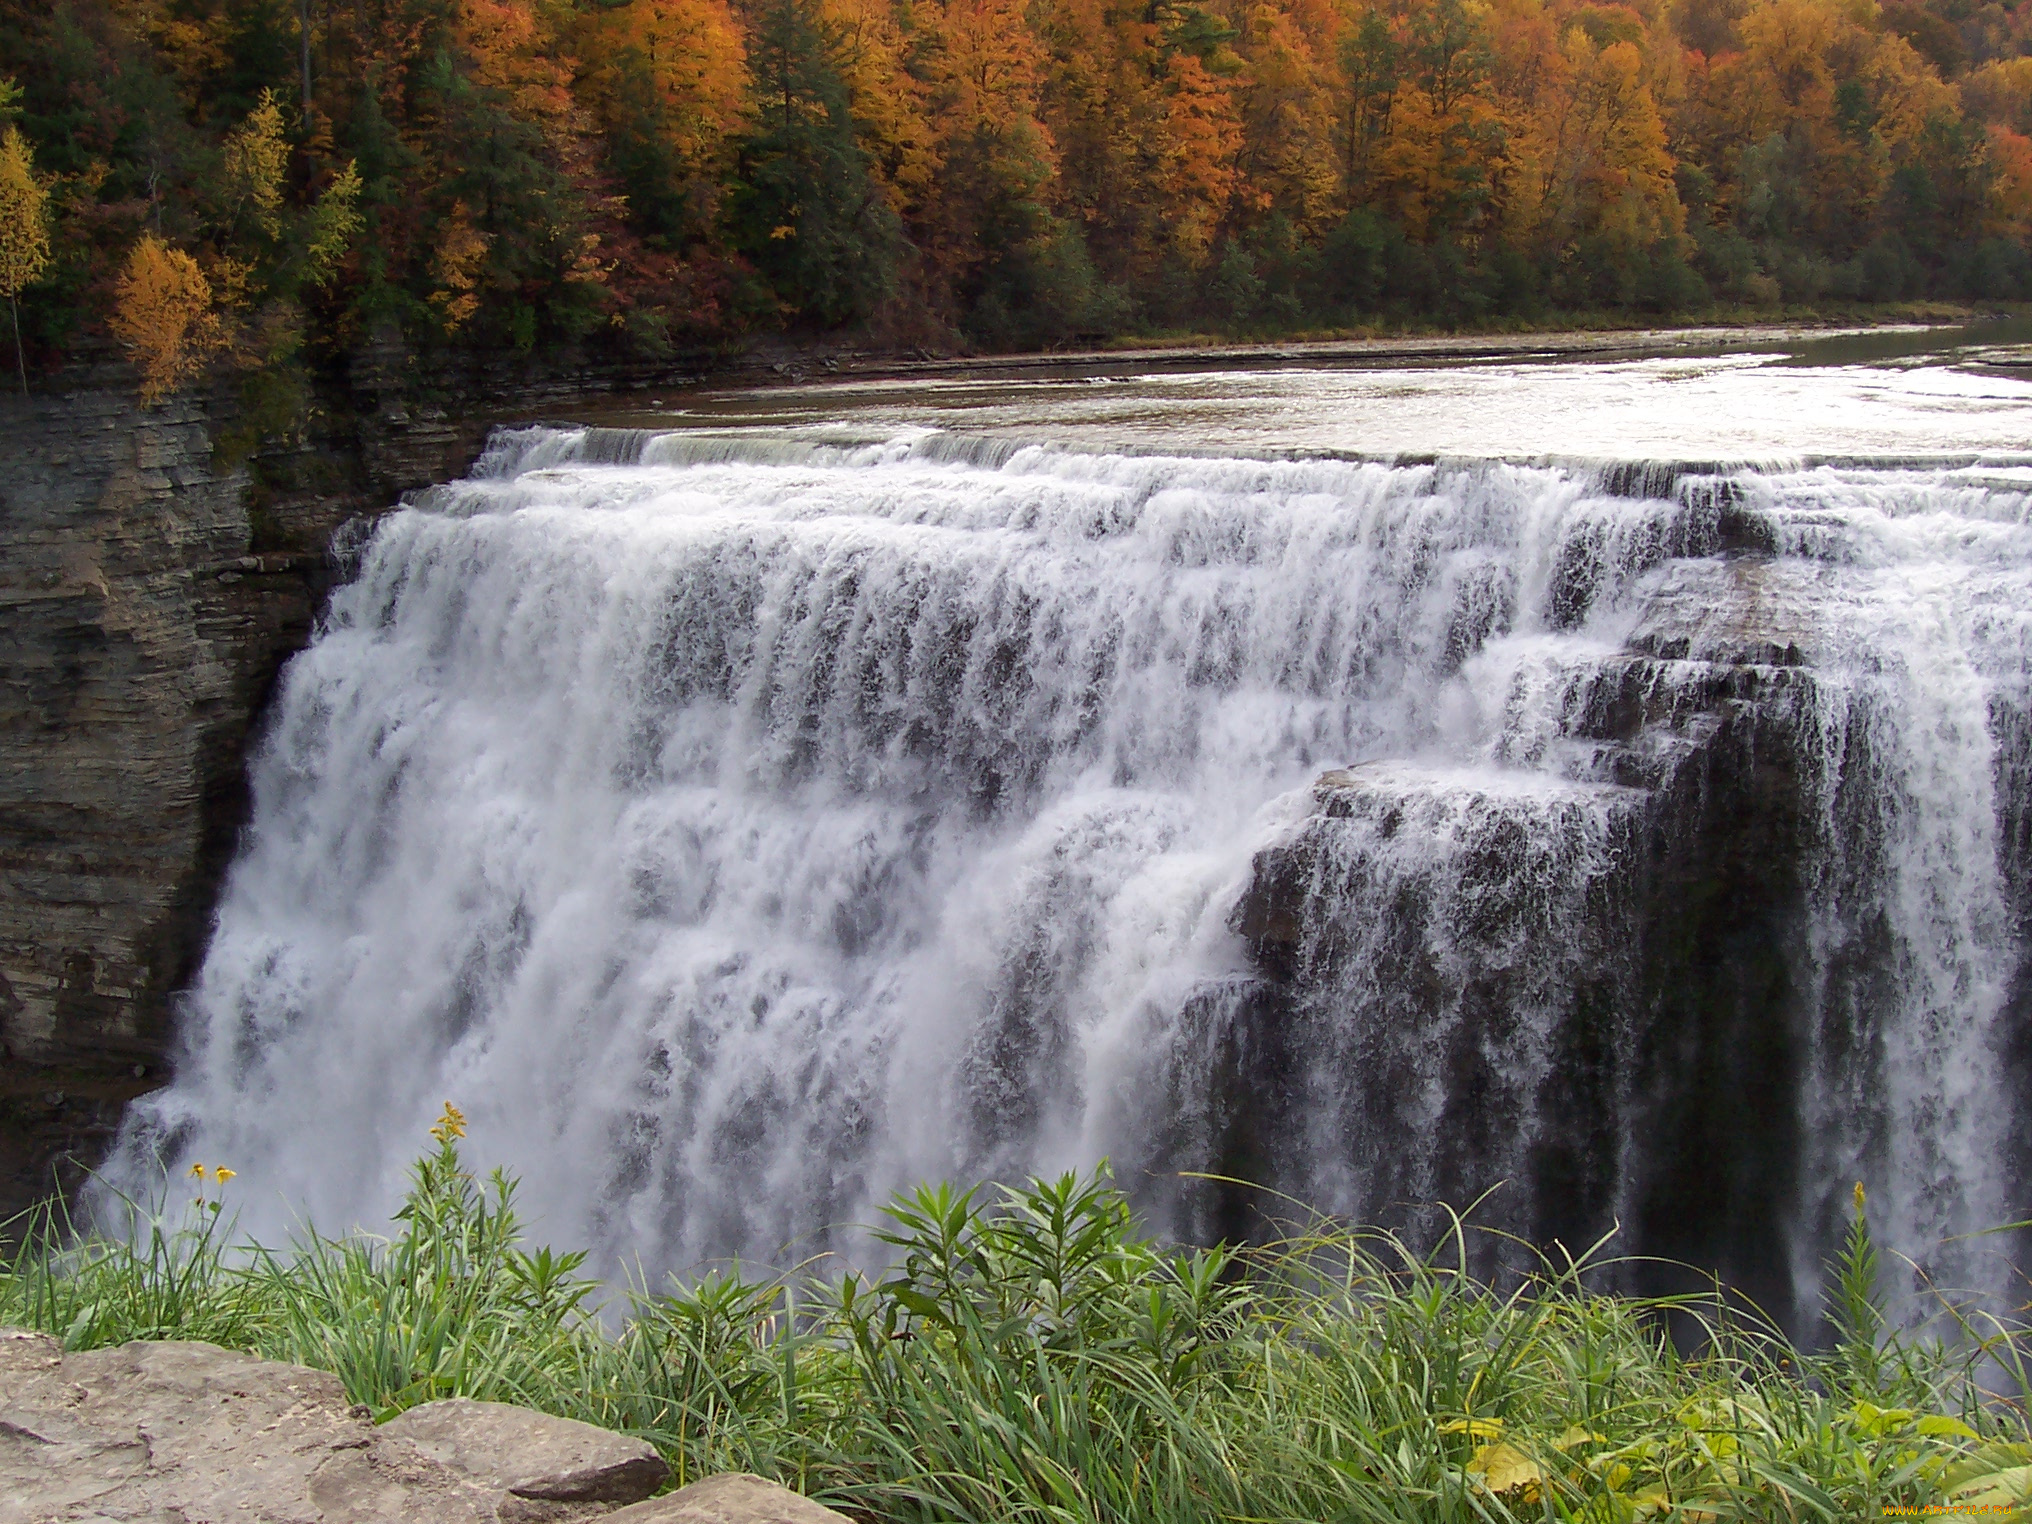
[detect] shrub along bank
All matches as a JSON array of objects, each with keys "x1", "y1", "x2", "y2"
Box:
[{"x1": 5, "y1": 1106, "x2": 2031, "y2": 1523}]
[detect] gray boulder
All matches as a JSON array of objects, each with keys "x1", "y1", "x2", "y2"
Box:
[
  {"x1": 380, "y1": 1397, "x2": 668, "y2": 1504},
  {"x1": 1, "y1": 1328, "x2": 361, "y2": 1524},
  {"x1": 0, "y1": 1328, "x2": 669, "y2": 1524}
]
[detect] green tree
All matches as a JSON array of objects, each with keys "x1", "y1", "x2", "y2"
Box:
[
  {"x1": 1340, "y1": 10, "x2": 1401, "y2": 204},
  {"x1": 727, "y1": 0, "x2": 899, "y2": 326}
]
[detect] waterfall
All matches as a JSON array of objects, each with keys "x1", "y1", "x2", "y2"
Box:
[{"x1": 113, "y1": 427, "x2": 2032, "y2": 1324}]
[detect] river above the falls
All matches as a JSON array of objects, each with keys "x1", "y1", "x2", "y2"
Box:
[{"x1": 576, "y1": 318, "x2": 2032, "y2": 461}]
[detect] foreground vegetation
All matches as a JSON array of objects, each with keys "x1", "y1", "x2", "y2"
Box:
[{"x1": 7, "y1": 1107, "x2": 2032, "y2": 1522}]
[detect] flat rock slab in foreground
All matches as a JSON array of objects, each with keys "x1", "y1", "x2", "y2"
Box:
[
  {"x1": 608, "y1": 1474, "x2": 856, "y2": 1524},
  {"x1": 0, "y1": 1327, "x2": 846, "y2": 1524}
]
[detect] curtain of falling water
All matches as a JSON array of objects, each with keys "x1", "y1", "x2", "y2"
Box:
[{"x1": 110, "y1": 428, "x2": 2032, "y2": 1319}]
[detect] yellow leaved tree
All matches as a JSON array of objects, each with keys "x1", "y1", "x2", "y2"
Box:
[
  {"x1": 0, "y1": 124, "x2": 51, "y2": 395},
  {"x1": 1159, "y1": 52, "x2": 1245, "y2": 264},
  {"x1": 222, "y1": 89, "x2": 289, "y2": 238},
  {"x1": 109, "y1": 235, "x2": 227, "y2": 404},
  {"x1": 304, "y1": 161, "x2": 364, "y2": 284}
]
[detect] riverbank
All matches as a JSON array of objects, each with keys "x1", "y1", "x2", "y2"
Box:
[{"x1": 1085, "y1": 297, "x2": 2010, "y2": 353}]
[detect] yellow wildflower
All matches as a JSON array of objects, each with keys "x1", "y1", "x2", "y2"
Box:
[
  {"x1": 213, "y1": 1167, "x2": 235, "y2": 1184},
  {"x1": 430, "y1": 1101, "x2": 467, "y2": 1143},
  {"x1": 189, "y1": 1161, "x2": 205, "y2": 1178}
]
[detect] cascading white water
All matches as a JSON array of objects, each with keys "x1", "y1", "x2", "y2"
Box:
[
  {"x1": 112, "y1": 426, "x2": 2032, "y2": 1320},
  {"x1": 1767, "y1": 469, "x2": 2032, "y2": 1303}
]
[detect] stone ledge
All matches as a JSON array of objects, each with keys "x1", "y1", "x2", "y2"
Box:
[
  {"x1": 382, "y1": 1396, "x2": 671, "y2": 1504},
  {"x1": 0, "y1": 1328, "x2": 845, "y2": 1524}
]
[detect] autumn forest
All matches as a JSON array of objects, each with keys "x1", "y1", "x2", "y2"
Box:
[{"x1": 0, "y1": 0, "x2": 2029, "y2": 389}]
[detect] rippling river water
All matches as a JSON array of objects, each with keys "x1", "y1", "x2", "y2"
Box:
[{"x1": 601, "y1": 320, "x2": 2032, "y2": 459}]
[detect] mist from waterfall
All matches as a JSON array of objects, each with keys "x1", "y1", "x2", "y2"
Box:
[{"x1": 111, "y1": 425, "x2": 2032, "y2": 1322}]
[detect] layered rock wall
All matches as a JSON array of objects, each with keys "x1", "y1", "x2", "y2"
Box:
[
  {"x1": 0, "y1": 384, "x2": 282, "y2": 1214},
  {"x1": 0, "y1": 347, "x2": 612, "y2": 1218}
]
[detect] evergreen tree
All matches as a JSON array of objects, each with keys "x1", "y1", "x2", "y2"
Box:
[{"x1": 727, "y1": 0, "x2": 898, "y2": 326}]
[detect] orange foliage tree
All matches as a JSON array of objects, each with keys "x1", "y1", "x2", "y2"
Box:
[{"x1": 109, "y1": 236, "x2": 225, "y2": 403}]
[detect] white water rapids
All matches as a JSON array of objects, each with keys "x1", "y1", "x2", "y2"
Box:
[{"x1": 114, "y1": 422, "x2": 2032, "y2": 1322}]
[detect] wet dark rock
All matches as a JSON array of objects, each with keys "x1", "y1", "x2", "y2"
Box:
[{"x1": 1215, "y1": 539, "x2": 1847, "y2": 1330}]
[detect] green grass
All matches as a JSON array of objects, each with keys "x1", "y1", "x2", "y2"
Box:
[{"x1": 7, "y1": 1112, "x2": 2032, "y2": 1522}]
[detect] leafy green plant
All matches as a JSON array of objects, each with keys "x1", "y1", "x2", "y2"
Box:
[
  {"x1": 1828, "y1": 1181, "x2": 1888, "y2": 1395},
  {"x1": 1, "y1": 1163, "x2": 270, "y2": 1350},
  {"x1": 254, "y1": 1104, "x2": 600, "y2": 1418}
]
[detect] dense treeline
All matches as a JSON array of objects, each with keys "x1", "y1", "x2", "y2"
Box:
[{"x1": 0, "y1": 0, "x2": 2029, "y2": 390}]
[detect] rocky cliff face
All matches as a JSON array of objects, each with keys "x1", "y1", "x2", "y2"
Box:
[
  {"x1": 0, "y1": 327, "x2": 744, "y2": 1220},
  {"x1": 1, "y1": 384, "x2": 277, "y2": 1216},
  {"x1": 0, "y1": 356, "x2": 539, "y2": 1220},
  {"x1": 0, "y1": 310, "x2": 784, "y2": 1221}
]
